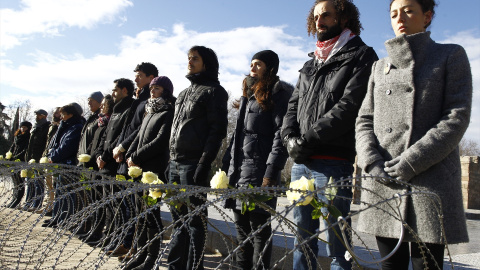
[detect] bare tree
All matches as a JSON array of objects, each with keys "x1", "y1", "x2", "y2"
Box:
[
  {"x1": 211, "y1": 101, "x2": 239, "y2": 173},
  {"x1": 459, "y1": 138, "x2": 480, "y2": 156}
]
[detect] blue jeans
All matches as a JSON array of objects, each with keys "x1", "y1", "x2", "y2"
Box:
[
  {"x1": 167, "y1": 160, "x2": 208, "y2": 270},
  {"x1": 292, "y1": 159, "x2": 353, "y2": 270}
]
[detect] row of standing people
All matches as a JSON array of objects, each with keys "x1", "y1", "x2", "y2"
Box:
[{"x1": 4, "y1": 0, "x2": 472, "y2": 269}]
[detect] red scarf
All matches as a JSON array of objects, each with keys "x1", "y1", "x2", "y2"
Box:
[{"x1": 314, "y1": 29, "x2": 355, "y2": 62}]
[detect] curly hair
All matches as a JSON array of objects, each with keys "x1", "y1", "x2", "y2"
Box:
[
  {"x1": 134, "y1": 62, "x2": 159, "y2": 78},
  {"x1": 307, "y1": 0, "x2": 362, "y2": 37},
  {"x1": 390, "y1": 0, "x2": 436, "y2": 28}
]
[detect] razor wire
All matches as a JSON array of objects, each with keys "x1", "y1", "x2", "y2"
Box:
[{"x1": 0, "y1": 161, "x2": 454, "y2": 270}]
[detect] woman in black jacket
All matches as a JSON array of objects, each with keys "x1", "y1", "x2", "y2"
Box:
[
  {"x1": 6, "y1": 121, "x2": 32, "y2": 208},
  {"x1": 222, "y1": 50, "x2": 292, "y2": 270},
  {"x1": 123, "y1": 76, "x2": 175, "y2": 270}
]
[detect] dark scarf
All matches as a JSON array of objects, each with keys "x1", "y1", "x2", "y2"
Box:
[
  {"x1": 98, "y1": 113, "x2": 110, "y2": 127},
  {"x1": 146, "y1": 97, "x2": 167, "y2": 114},
  {"x1": 245, "y1": 76, "x2": 257, "y2": 98},
  {"x1": 35, "y1": 118, "x2": 48, "y2": 128}
]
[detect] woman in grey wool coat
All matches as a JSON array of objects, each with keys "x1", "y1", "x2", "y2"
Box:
[{"x1": 355, "y1": 0, "x2": 472, "y2": 269}]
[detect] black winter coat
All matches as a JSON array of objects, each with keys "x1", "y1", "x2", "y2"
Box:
[
  {"x1": 116, "y1": 86, "x2": 150, "y2": 175},
  {"x1": 77, "y1": 110, "x2": 100, "y2": 168},
  {"x1": 88, "y1": 123, "x2": 107, "y2": 171},
  {"x1": 47, "y1": 116, "x2": 83, "y2": 165},
  {"x1": 223, "y1": 80, "x2": 293, "y2": 211},
  {"x1": 126, "y1": 98, "x2": 174, "y2": 177},
  {"x1": 170, "y1": 73, "x2": 228, "y2": 166},
  {"x1": 9, "y1": 132, "x2": 30, "y2": 161},
  {"x1": 96, "y1": 96, "x2": 133, "y2": 176},
  {"x1": 281, "y1": 36, "x2": 378, "y2": 162},
  {"x1": 25, "y1": 119, "x2": 50, "y2": 162}
]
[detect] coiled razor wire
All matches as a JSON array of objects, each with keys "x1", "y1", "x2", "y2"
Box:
[{"x1": 0, "y1": 161, "x2": 456, "y2": 269}]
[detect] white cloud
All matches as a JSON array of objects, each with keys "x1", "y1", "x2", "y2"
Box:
[
  {"x1": 0, "y1": 24, "x2": 309, "y2": 115},
  {"x1": 440, "y1": 30, "x2": 480, "y2": 142},
  {"x1": 0, "y1": 0, "x2": 133, "y2": 51}
]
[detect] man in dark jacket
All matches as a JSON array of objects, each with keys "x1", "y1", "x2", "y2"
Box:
[
  {"x1": 281, "y1": 1, "x2": 378, "y2": 269},
  {"x1": 113, "y1": 62, "x2": 158, "y2": 176},
  {"x1": 77, "y1": 91, "x2": 103, "y2": 169},
  {"x1": 96, "y1": 78, "x2": 135, "y2": 176},
  {"x1": 167, "y1": 46, "x2": 228, "y2": 270},
  {"x1": 24, "y1": 109, "x2": 50, "y2": 210}
]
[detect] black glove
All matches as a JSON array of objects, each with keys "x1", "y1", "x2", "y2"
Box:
[
  {"x1": 286, "y1": 136, "x2": 314, "y2": 164},
  {"x1": 193, "y1": 163, "x2": 211, "y2": 186},
  {"x1": 366, "y1": 160, "x2": 393, "y2": 185}
]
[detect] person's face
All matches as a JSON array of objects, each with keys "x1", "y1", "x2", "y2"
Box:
[
  {"x1": 88, "y1": 98, "x2": 101, "y2": 113},
  {"x1": 100, "y1": 99, "x2": 109, "y2": 114},
  {"x1": 390, "y1": 0, "x2": 432, "y2": 36},
  {"x1": 135, "y1": 71, "x2": 153, "y2": 89},
  {"x1": 150, "y1": 85, "x2": 164, "y2": 99},
  {"x1": 250, "y1": 59, "x2": 267, "y2": 79},
  {"x1": 35, "y1": 114, "x2": 46, "y2": 122},
  {"x1": 61, "y1": 112, "x2": 72, "y2": 121},
  {"x1": 112, "y1": 83, "x2": 128, "y2": 103},
  {"x1": 314, "y1": 0, "x2": 344, "y2": 41},
  {"x1": 187, "y1": 50, "x2": 206, "y2": 75},
  {"x1": 53, "y1": 109, "x2": 61, "y2": 121},
  {"x1": 20, "y1": 126, "x2": 29, "y2": 133}
]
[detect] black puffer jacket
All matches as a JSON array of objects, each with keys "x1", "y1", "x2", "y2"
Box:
[
  {"x1": 223, "y1": 80, "x2": 293, "y2": 211},
  {"x1": 77, "y1": 110, "x2": 100, "y2": 168},
  {"x1": 126, "y1": 98, "x2": 174, "y2": 176},
  {"x1": 281, "y1": 36, "x2": 378, "y2": 162},
  {"x1": 170, "y1": 73, "x2": 228, "y2": 166},
  {"x1": 116, "y1": 86, "x2": 150, "y2": 175},
  {"x1": 25, "y1": 119, "x2": 50, "y2": 162},
  {"x1": 96, "y1": 96, "x2": 133, "y2": 176},
  {"x1": 9, "y1": 132, "x2": 30, "y2": 161}
]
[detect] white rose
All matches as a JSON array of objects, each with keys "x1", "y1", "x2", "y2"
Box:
[
  {"x1": 5, "y1": 151, "x2": 13, "y2": 160},
  {"x1": 28, "y1": 159, "x2": 36, "y2": 164},
  {"x1": 39, "y1": 157, "x2": 49, "y2": 164},
  {"x1": 128, "y1": 166, "x2": 143, "y2": 178},
  {"x1": 210, "y1": 169, "x2": 229, "y2": 189},
  {"x1": 77, "y1": 154, "x2": 91, "y2": 163},
  {"x1": 20, "y1": 169, "x2": 28, "y2": 178},
  {"x1": 325, "y1": 177, "x2": 338, "y2": 201},
  {"x1": 0, "y1": 155, "x2": 4, "y2": 160},
  {"x1": 141, "y1": 171, "x2": 158, "y2": 184},
  {"x1": 286, "y1": 176, "x2": 315, "y2": 206},
  {"x1": 149, "y1": 188, "x2": 163, "y2": 200}
]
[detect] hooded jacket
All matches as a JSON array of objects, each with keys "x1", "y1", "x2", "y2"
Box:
[{"x1": 169, "y1": 72, "x2": 228, "y2": 166}]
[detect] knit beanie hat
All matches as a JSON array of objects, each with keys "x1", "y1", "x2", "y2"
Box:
[
  {"x1": 150, "y1": 76, "x2": 174, "y2": 96},
  {"x1": 20, "y1": 121, "x2": 32, "y2": 129},
  {"x1": 251, "y1": 50, "x2": 280, "y2": 76},
  {"x1": 89, "y1": 91, "x2": 104, "y2": 104}
]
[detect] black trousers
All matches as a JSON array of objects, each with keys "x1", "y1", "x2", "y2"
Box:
[
  {"x1": 233, "y1": 209, "x2": 272, "y2": 270},
  {"x1": 376, "y1": 236, "x2": 445, "y2": 270}
]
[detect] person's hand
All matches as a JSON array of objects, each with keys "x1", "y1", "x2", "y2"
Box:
[
  {"x1": 286, "y1": 136, "x2": 313, "y2": 164},
  {"x1": 261, "y1": 177, "x2": 276, "y2": 187},
  {"x1": 366, "y1": 160, "x2": 392, "y2": 185},
  {"x1": 126, "y1": 157, "x2": 138, "y2": 167},
  {"x1": 113, "y1": 145, "x2": 124, "y2": 159},
  {"x1": 193, "y1": 164, "x2": 211, "y2": 186},
  {"x1": 115, "y1": 152, "x2": 124, "y2": 163},
  {"x1": 384, "y1": 156, "x2": 416, "y2": 182},
  {"x1": 97, "y1": 156, "x2": 106, "y2": 169}
]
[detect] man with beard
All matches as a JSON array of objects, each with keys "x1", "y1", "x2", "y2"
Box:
[
  {"x1": 281, "y1": 0, "x2": 377, "y2": 269},
  {"x1": 167, "y1": 46, "x2": 228, "y2": 270}
]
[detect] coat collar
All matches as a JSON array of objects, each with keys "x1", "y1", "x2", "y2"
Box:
[
  {"x1": 113, "y1": 95, "x2": 133, "y2": 113},
  {"x1": 385, "y1": 31, "x2": 433, "y2": 69}
]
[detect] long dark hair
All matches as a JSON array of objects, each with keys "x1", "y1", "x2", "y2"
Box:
[{"x1": 233, "y1": 71, "x2": 279, "y2": 111}]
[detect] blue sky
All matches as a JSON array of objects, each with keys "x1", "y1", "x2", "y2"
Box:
[{"x1": 1, "y1": 0, "x2": 479, "y2": 141}]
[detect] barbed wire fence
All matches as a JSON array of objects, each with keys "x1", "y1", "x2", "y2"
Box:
[{"x1": 0, "y1": 161, "x2": 455, "y2": 269}]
